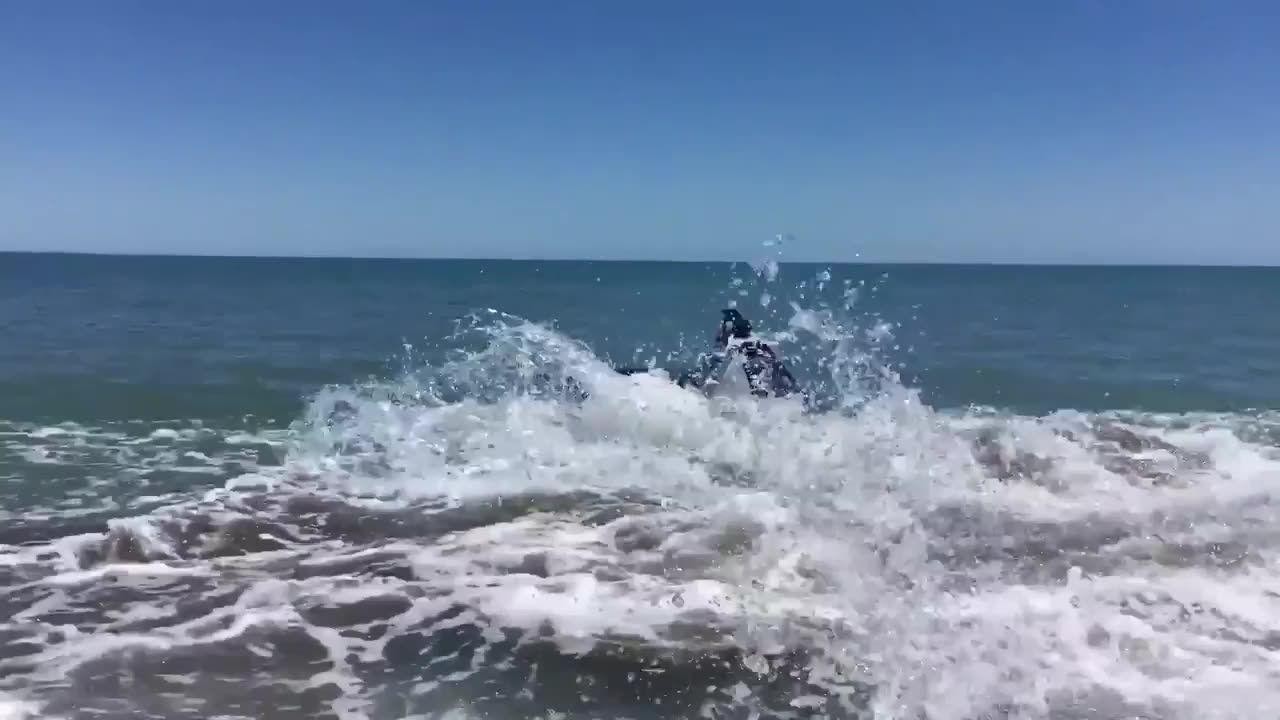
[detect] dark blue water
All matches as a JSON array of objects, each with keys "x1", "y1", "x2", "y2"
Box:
[{"x1": 2, "y1": 252, "x2": 1278, "y2": 720}]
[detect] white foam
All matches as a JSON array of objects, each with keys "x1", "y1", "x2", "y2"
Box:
[
  {"x1": 31, "y1": 426, "x2": 70, "y2": 439},
  {"x1": 298, "y1": 316, "x2": 1276, "y2": 717},
  {"x1": 4, "y1": 299, "x2": 1280, "y2": 718},
  {"x1": 0, "y1": 695, "x2": 54, "y2": 720},
  {"x1": 36, "y1": 561, "x2": 205, "y2": 590}
]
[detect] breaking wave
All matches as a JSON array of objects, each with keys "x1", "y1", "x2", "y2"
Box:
[{"x1": 1, "y1": 271, "x2": 1278, "y2": 720}]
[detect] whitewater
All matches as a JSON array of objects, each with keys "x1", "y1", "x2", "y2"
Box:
[{"x1": 1, "y1": 268, "x2": 1279, "y2": 720}]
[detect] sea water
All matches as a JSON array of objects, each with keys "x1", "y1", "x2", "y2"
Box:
[{"x1": 1, "y1": 253, "x2": 1278, "y2": 719}]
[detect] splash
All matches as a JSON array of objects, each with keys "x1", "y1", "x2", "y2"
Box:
[
  {"x1": 273, "y1": 276, "x2": 1280, "y2": 717},
  {"x1": 1, "y1": 271, "x2": 1278, "y2": 720}
]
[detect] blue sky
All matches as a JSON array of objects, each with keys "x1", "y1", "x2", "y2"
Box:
[{"x1": 2, "y1": 0, "x2": 1278, "y2": 264}]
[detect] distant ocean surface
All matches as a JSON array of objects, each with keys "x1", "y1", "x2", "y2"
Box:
[{"x1": 2, "y1": 252, "x2": 1279, "y2": 720}]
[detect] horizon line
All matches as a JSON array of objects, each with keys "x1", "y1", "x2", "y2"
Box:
[{"x1": 2, "y1": 249, "x2": 1278, "y2": 270}]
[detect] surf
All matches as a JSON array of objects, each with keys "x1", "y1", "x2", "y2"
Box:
[{"x1": 0, "y1": 267, "x2": 1277, "y2": 720}]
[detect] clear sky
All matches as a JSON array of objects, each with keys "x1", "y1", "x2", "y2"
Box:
[{"x1": 3, "y1": 1, "x2": 1278, "y2": 264}]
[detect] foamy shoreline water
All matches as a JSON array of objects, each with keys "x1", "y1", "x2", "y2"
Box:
[
  {"x1": 3, "y1": 256, "x2": 1280, "y2": 718},
  {"x1": 2, "y1": 316, "x2": 1278, "y2": 719}
]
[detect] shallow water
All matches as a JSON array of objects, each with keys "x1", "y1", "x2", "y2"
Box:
[{"x1": 1, "y1": 254, "x2": 1278, "y2": 719}]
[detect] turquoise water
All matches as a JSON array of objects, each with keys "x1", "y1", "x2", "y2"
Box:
[{"x1": 2, "y1": 252, "x2": 1279, "y2": 719}]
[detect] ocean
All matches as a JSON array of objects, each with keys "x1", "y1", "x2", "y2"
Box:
[{"x1": 1, "y1": 252, "x2": 1278, "y2": 720}]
